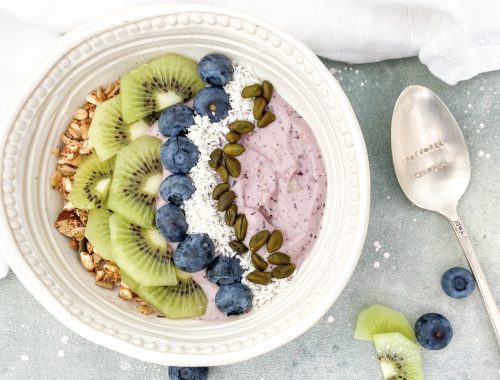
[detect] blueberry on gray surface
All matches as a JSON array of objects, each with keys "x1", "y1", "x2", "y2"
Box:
[
  {"x1": 168, "y1": 366, "x2": 208, "y2": 380},
  {"x1": 156, "y1": 204, "x2": 188, "y2": 242},
  {"x1": 161, "y1": 136, "x2": 200, "y2": 174},
  {"x1": 441, "y1": 266, "x2": 475, "y2": 299},
  {"x1": 215, "y1": 283, "x2": 253, "y2": 316},
  {"x1": 193, "y1": 87, "x2": 231, "y2": 122},
  {"x1": 174, "y1": 233, "x2": 215, "y2": 272},
  {"x1": 160, "y1": 174, "x2": 195, "y2": 206},
  {"x1": 159, "y1": 104, "x2": 194, "y2": 137},
  {"x1": 198, "y1": 53, "x2": 234, "y2": 86},
  {"x1": 206, "y1": 255, "x2": 244, "y2": 286},
  {"x1": 415, "y1": 313, "x2": 453, "y2": 350}
]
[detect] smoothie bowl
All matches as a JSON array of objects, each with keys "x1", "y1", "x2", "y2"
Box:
[{"x1": 0, "y1": 5, "x2": 369, "y2": 366}]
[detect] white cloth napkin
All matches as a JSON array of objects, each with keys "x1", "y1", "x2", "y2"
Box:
[{"x1": 1, "y1": 0, "x2": 500, "y2": 279}]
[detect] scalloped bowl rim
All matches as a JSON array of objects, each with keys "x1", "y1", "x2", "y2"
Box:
[{"x1": 0, "y1": 4, "x2": 370, "y2": 366}]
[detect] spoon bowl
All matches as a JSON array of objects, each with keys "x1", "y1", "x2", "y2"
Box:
[{"x1": 392, "y1": 85, "x2": 500, "y2": 346}]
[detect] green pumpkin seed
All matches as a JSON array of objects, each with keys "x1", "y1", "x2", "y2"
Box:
[
  {"x1": 225, "y1": 204, "x2": 238, "y2": 226},
  {"x1": 234, "y1": 214, "x2": 248, "y2": 241},
  {"x1": 212, "y1": 183, "x2": 230, "y2": 200},
  {"x1": 251, "y1": 252, "x2": 268, "y2": 271},
  {"x1": 223, "y1": 143, "x2": 246, "y2": 157},
  {"x1": 267, "y1": 252, "x2": 290, "y2": 265},
  {"x1": 241, "y1": 84, "x2": 262, "y2": 98},
  {"x1": 229, "y1": 120, "x2": 255, "y2": 134},
  {"x1": 209, "y1": 148, "x2": 223, "y2": 169},
  {"x1": 249, "y1": 230, "x2": 270, "y2": 252},
  {"x1": 262, "y1": 80, "x2": 273, "y2": 103},
  {"x1": 229, "y1": 240, "x2": 248, "y2": 254},
  {"x1": 247, "y1": 271, "x2": 272, "y2": 285},
  {"x1": 217, "y1": 191, "x2": 236, "y2": 211},
  {"x1": 253, "y1": 97, "x2": 267, "y2": 120},
  {"x1": 216, "y1": 165, "x2": 229, "y2": 183},
  {"x1": 267, "y1": 230, "x2": 283, "y2": 252},
  {"x1": 225, "y1": 131, "x2": 241, "y2": 143},
  {"x1": 257, "y1": 111, "x2": 276, "y2": 128},
  {"x1": 272, "y1": 263, "x2": 295, "y2": 279},
  {"x1": 225, "y1": 157, "x2": 241, "y2": 177}
]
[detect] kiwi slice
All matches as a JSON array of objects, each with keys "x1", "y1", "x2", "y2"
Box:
[
  {"x1": 88, "y1": 95, "x2": 150, "y2": 161},
  {"x1": 84, "y1": 208, "x2": 113, "y2": 260},
  {"x1": 120, "y1": 53, "x2": 205, "y2": 123},
  {"x1": 121, "y1": 269, "x2": 207, "y2": 320},
  {"x1": 107, "y1": 136, "x2": 162, "y2": 227},
  {"x1": 68, "y1": 154, "x2": 115, "y2": 209},
  {"x1": 373, "y1": 332, "x2": 423, "y2": 380},
  {"x1": 109, "y1": 213, "x2": 176, "y2": 286},
  {"x1": 354, "y1": 304, "x2": 416, "y2": 342}
]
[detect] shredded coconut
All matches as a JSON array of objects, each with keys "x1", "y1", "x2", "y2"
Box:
[{"x1": 184, "y1": 64, "x2": 295, "y2": 309}]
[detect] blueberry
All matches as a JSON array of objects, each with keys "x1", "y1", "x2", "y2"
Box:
[
  {"x1": 168, "y1": 366, "x2": 208, "y2": 380},
  {"x1": 415, "y1": 313, "x2": 453, "y2": 350},
  {"x1": 174, "y1": 233, "x2": 215, "y2": 272},
  {"x1": 441, "y1": 267, "x2": 475, "y2": 299},
  {"x1": 156, "y1": 204, "x2": 188, "y2": 242},
  {"x1": 198, "y1": 54, "x2": 233, "y2": 86},
  {"x1": 215, "y1": 283, "x2": 252, "y2": 316},
  {"x1": 161, "y1": 136, "x2": 200, "y2": 174},
  {"x1": 193, "y1": 87, "x2": 230, "y2": 122},
  {"x1": 206, "y1": 256, "x2": 244, "y2": 286},
  {"x1": 159, "y1": 105, "x2": 194, "y2": 137},
  {"x1": 160, "y1": 174, "x2": 195, "y2": 206}
]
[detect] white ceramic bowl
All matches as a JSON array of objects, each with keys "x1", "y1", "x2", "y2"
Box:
[{"x1": 0, "y1": 5, "x2": 369, "y2": 366}]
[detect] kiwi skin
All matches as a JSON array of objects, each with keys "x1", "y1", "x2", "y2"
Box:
[
  {"x1": 120, "y1": 53, "x2": 205, "y2": 124},
  {"x1": 120, "y1": 269, "x2": 208, "y2": 320},
  {"x1": 107, "y1": 136, "x2": 162, "y2": 228}
]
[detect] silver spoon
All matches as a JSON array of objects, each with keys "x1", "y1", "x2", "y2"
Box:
[{"x1": 391, "y1": 85, "x2": 500, "y2": 346}]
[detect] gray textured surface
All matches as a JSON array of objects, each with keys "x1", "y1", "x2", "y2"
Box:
[{"x1": 1, "y1": 57, "x2": 500, "y2": 379}]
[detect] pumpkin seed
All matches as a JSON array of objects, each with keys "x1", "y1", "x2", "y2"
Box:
[
  {"x1": 253, "y1": 97, "x2": 267, "y2": 120},
  {"x1": 272, "y1": 263, "x2": 295, "y2": 279},
  {"x1": 212, "y1": 183, "x2": 230, "y2": 200},
  {"x1": 267, "y1": 230, "x2": 283, "y2": 252},
  {"x1": 249, "y1": 230, "x2": 270, "y2": 252},
  {"x1": 251, "y1": 252, "x2": 268, "y2": 271},
  {"x1": 216, "y1": 165, "x2": 229, "y2": 183},
  {"x1": 229, "y1": 240, "x2": 249, "y2": 254},
  {"x1": 262, "y1": 80, "x2": 273, "y2": 103},
  {"x1": 223, "y1": 143, "x2": 246, "y2": 157},
  {"x1": 229, "y1": 120, "x2": 255, "y2": 134},
  {"x1": 217, "y1": 191, "x2": 236, "y2": 211},
  {"x1": 225, "y1": 157, "x2": 241, "y2": 177},
  {"x1": 234, "y1": 214, "x2": 248, "y2": 241},
  {"x1": 225, "y1": 131, "x2": 241, "y2": 143},
  {"x1": 267, "y1": 252, "x2": 290, "y2": 265},
  {"x1": 257, "y1": 111, "x2": 276, "y2": 128},
  {"x1": 225, "y1": 204, "x2": 238, "y2": 226},
  {"x1": 209, "y1": 148, "x2": 223, "y2": 168},
  {"x1": 241, "y1": 84, "x2": 262, "y2": 98},
  {"x1": 247, "y1": 271, "x2": 272, "y2": 285}
]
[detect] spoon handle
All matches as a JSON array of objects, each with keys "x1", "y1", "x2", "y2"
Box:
[{"x1": 448, "y1": 217, "x2": 500, "y2": 346}]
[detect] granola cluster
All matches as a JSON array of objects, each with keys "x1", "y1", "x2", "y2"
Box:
[{"x1": 52, "y1": 81, "x2": 155, "y2": 316}]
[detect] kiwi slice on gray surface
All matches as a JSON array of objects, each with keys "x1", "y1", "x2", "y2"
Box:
[
  {"x1": 354, "y1": 304, "x2": 416, "y2": 342},
  {"x1": 120, "y1": 53, "x2": 205, "y2": 123},
  {"x1": 68, "y1": 154, "x2": 115, "y2": 209},
  {"x1": 121, "y1": 268, "x2": 207, "y2": 319},
  {"x1": 84, "y1": 208, "x2": 113, "y2": 260},
  {"x1": 109, "y1": 213, "x2": 177, "y2": 287},
  {"x1": 107, "y1": 136, "x2": 162, "y2": 227},
  {"x1": 88, "y1": 95, "x2": 150, "y2": 161},
  {"x1": 373, "y1": 332, "x2": 423, "y2": 380}
]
